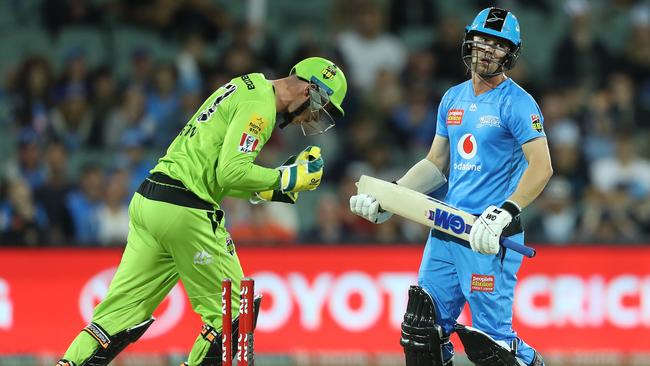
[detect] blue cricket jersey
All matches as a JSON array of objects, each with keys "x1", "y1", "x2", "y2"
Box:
[{"x1": 436, "y1": 78, "x2": 545, "y2": 215}]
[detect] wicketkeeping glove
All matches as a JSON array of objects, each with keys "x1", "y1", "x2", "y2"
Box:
[
  {"x1": 279, "y1": 145, "x2": 324, "y2": 193},
  {"x1": 468, "y1": 201, "x2": 520, "y2": 255},
  {"x1": 250, "y1": 189, "x2": 299, "y2": 204},
  {"x1": 251, "y1": 154, "x2": 300, "y2": 204}
]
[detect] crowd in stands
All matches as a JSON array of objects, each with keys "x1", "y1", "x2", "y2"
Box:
[{"x1": 0, "y1": 0, "x2": 649, "y2": 247}]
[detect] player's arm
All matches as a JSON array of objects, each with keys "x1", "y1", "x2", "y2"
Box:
[
  {"x1": 217, "y1": 101, "x2": 280, "y2": 192},
  {"x1": 395, "y1": 134, "x2": 449, "y2": 193},
  {"x1": 469, "y1": 94, "x2": 552, "y2": 255},
  {"x1": 351, "y1": 134, "x2": 450, "y2": 223},
  {"x1": 506, "y1": 137, "x2": 553, "y2": 209},
  {"x1": 351, "y1": 89, "x2": 452, "y2": 223}
]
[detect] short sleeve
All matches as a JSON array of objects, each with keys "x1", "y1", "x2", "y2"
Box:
[
  {"x1": 505, "y1": 92, "x2": 545, "y2": 146},
  {"x1": 436, "y1": 90, "x2": 450, "y2": 138}
]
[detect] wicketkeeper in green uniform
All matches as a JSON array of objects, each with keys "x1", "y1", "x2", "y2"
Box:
[{"x1": 56, "y1": 57, "x2": 347, "y2": 366}]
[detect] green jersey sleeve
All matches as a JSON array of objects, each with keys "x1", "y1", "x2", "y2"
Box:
[{"x1": 217, "y1": 100, "x2": 280, "y2": 191}]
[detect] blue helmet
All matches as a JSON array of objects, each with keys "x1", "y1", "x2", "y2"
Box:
[{"x1": 462, "y1": 7, "x2": 522, "y2": 74}]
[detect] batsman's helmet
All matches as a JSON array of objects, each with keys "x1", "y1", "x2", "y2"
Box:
[{"x1": 462, "y1": 7, "x2": 522, "y2": 74}]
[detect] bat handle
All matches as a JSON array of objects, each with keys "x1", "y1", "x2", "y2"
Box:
[{"x1": 500, "y1": 237, "x2": 536, "y2": 258}]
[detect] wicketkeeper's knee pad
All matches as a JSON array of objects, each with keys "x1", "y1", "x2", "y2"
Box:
[
  {"x1": 455, "y1": 324, "x2": 544, "y2": 366},
  {"x1": 56, "y1": 317, "x2": 155, "y2": 366},
  {"x1": 193, "y1": 295, "x2": 262, "y2": 366},
  {"x1": 400, "y1": 285, "x2": 453, "y2": 366}
]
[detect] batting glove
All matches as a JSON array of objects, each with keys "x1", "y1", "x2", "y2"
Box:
[
  {"x1": 469, "y1": 201, "x2": 520, "y2": 255},
  {"x1": 349, "y1": 193, "x2": 393, "y2": 224}
]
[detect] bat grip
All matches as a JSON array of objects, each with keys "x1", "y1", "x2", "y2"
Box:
[{"x1": 500, "y1": 237, "x2": 536, "y2": 258}]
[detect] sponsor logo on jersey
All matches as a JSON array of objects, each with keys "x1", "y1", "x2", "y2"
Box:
[
  {"x1": 478, "y1": 115, "x2": 501, "y2": 128},
  {"x1": 457, "y1": 133, "x2": 477, "y2": 159},
  {"x1": 322, "y1": 65, "x2": 337, "y2": 79},
  {"x1": 469, "y1": 103, "x2": 477, "y2": 112},
  {"x1": 225, "y1": 237, "x2": 235, "y2": 256},
  {"x1": 247, "y1": 114, "x2": 267, "y2": 136},
  {"x1": 241, "y1": 74, "x2": 256, "y2": 90},
  {"x1": 471, "y1": 274, "x2": 495, "y2": 292},
  {"x1": 193, "y1": 250, "x2": 214, "y2": 265},
  {"x1": 238, "y1": 133, "x2": 259, "y2": 153},
  {"x1": 447, "y1": 109, "x2": 464, "y2": 125},
  {"x1": 531, "y1": 114, "x2": 543, "y2": 133}
]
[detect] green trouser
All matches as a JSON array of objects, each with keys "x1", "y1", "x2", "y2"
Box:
[{"x1": 62, "y1": 176, "x2": 243, "y2": 366}]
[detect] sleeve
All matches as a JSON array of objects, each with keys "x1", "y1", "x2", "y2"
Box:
[
  {"x1": 216, "y1": 100, "x2": 280, "y2": 191},
  {"x1": 225, "y1": 189, "x2": 254, "y2": 200},
  {"x1": 505, "y1": 92, "x2": 546, "y2": 146},
  {"x1": 435, "y1": 90, "x2": 450, "y2": 138}
]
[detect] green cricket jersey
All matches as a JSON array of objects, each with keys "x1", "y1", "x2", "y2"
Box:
[{"x1": 151, "y1": 73, "x2": 281, "y2": 207}]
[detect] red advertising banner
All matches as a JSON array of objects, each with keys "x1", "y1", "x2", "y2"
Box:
[{"x1": 0, "y1": 246, "x2": 649, "y2": 355}]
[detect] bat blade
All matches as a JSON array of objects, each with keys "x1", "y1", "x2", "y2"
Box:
[{"x1": 357, "y1": 175, "x2": 536, "y2": 258}]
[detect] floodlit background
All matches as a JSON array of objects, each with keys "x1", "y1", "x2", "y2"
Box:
[{"x1": 0, "y1": 0, "x2": 648, "y2": 365}]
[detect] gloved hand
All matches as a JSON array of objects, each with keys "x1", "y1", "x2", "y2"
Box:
[
  {"x1": 279, "y1": 145, "x2": 324, "y2": 193},
  {"x1": 469, "y1": 202, "x2": 519, "y2": 255},
  {"x1": 250, "y1": 189, "x2": 298, "y2": 204},
  {"x1": 349, "y1": 193, "x2": 393, "y2": 224}
]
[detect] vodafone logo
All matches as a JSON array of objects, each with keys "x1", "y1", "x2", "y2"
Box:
[
  {"x1": 457, "y1": 134, "x2": 477, "y2": 159},
  {"x1": 79, "y1": 267, "x2": 186, "y2": 339}
]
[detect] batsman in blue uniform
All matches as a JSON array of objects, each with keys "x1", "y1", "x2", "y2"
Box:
[{"x1": 351, "y1": 7, "x2": 552, "y2": 366}]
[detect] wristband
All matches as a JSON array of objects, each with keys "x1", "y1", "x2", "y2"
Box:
[{"x1": 500, "y1": 200, "x2": 521, "y2": 218}]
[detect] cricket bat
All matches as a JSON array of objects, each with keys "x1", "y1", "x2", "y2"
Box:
[{"x1": 357, "y1": 175, "x2": 536, "y2": 258}]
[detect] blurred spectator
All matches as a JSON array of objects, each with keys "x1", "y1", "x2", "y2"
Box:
[
  {"x1": 0, "y1": 178, "x2": 48, "y2": 246},
  {"x1": 302, "y1": 192, "x2": 352, "y2": 243},
  {"x1": 230, "y1": 22, "x2": 280, "y2": 74},
  {"x1": 114, "y1": 0, "x2": 232, "y2": 41},
  {"x1": 229, "y1": 205, "x2": 296, "y2": 245},
  {"x1": 146, "y1": 63, "x2": 180, "y2": 145},
  {"x1": 620, "y1": 4, "x2": 650, "y2": 83},
  {"x1": 12, "y1": 56, "x2": 54, "y2": 134},
  {"x1": 66, "y1": 164, "x2": 104, "y2": 244},
  {"x1": 115, "y1": 130, "x2": 154, "y2": 196},
  {"x1": 590, "y1": 133, "x2": 650, "y2": 199},
  {"x1": 580, "y1": 90, "x2": 617, "y2": 161},
  {"x1": 553, "y1": 0, "x2": 611, "y2": 89},
  {"x1": 429, "y1": 16, "x2": 468, "y2": 85},
  {"x1": 387, "y1": 0, "x2": 437, "y2": 35},
  {"x1": 90, "y1": 66, "x2": 119, "y2": 144},
  {"x1": 97, "y1": 170, "x2": 130, "y2": 246},
  {"x1": 4, "y1": 128, "x2": 46, "y2": 191},
  {"x1": 48, "y1": 84, "x2": 98, "y2": 151},
  {"x1": 402, "y1": 48, "x2": 438, "y2": 88},
  {"x1": 336, "y1": 0, "x2": 407, "y2": 93},
  {"x1": 579, "y1": 186, "x2": 644, "y2": 243},
  {"x1": 543, "y1": 90, "x2": 591, "y2": 198},
  {"x1": 578, "y1": 133, "x2": 650, "y2": 243},
  {"x1": 388, "y1": 81, "x2": 437, "y2": 153},
  {"x1": 526, "y1": 177, "x2": 580, "y2": 244},
  {"x1": 104, "y1": 84, "x2": 156, "y2": 150},
  {"x1": 34, "y1": 141, "x2": 74, "y2": 245},
  {"x1": 41, "y1": 0, "x2": 103, "y2": 36},
  {"x1": 368, "y1": 69, "x2": 404, "y2": 116},
  {"x1": 606, "y1": 71, "x2": 638, "y2": 130},
  {"x1": 55, "y1": 47, "x2": 91, "y2": 97},
  {"x1": 175, "y1": 32, "x2": 209, "y2": 93},
  {"x1": 128, "y1": 48, "x2": 155, "y2": 91}
]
